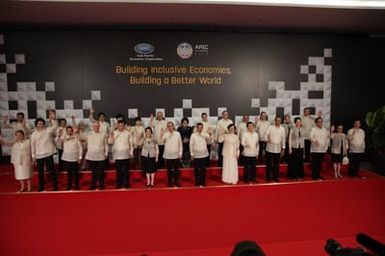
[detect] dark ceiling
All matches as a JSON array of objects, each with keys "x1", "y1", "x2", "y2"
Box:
[{"x1": 0, "y1": 1, "x2": 385, "y2": 34}]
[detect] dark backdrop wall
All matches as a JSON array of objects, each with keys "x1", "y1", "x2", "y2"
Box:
[{"x1": 0, "y1": 30, "x2": 384, "y2": 130}]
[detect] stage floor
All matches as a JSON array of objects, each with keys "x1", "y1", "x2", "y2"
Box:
[
  {"x1": 0, "y1": 162, "x2": 384, "y2": 256},
  {"x1": 0, "y1": 158, "x2": 381, "y2": 193}
]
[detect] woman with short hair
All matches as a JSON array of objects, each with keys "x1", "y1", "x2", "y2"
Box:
[
  {"x1": 0, "y1": 130, "x2": 33, "y2": 192},
  {"x1": 141, "y1": 127, "x2": 159, "y2": 187},
  {"x1": 222, "y1": 124, "x2": 240, "y2": 185},
  {"x1": 330, "y1": 124, "x2": 348, "y2": 179}
]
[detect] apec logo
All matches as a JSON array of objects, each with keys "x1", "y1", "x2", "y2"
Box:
[
  {"x1": 134, "y1": 43, "x2": 155, "y2": 55},
  {"x1": 177, "y1": 42, "x2": 209, "y2": 59},
  {"x1": 177, "y1": 42, "x2": 193, "y2": 59},
  {"x1": 130, "y1": 43, "x2": 162, "y2": 61},
  {"x1": 194, "y1": 44, "x2": 208, "y2": 55},
  {"x1": 195, "y1": 44, "x2": 208, "y2": 50}
]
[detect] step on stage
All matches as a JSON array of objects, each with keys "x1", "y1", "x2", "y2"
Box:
[{"x1": 0, "y1": 161, "x2": 384, "y2": 256}]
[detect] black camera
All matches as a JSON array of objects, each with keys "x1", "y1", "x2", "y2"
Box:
[{"x1": 325, "y1": 239, "x2": 373, "y2": 256}]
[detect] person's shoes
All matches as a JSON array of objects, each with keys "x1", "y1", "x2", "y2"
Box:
[
  {"x1": 99, "y1": 186, "x2": 105, "y2": 190},
  {"x1": 146, "y1": 184, "x2": 151, "y2": 187}
]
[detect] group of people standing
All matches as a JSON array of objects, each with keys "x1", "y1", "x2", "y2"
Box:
[{"x1": 0, "y1": 107, "x2": 365, "y2": 192}]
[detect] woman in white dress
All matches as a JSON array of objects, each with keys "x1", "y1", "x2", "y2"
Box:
[
  {"x1": 0, "y1": 130, "x2": 33, "y2": 192},
  {"x1": 222, "y1": 124, "x2": 240, "y2": 184}
]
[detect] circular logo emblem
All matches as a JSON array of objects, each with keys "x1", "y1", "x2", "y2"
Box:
[
  {"x1": 134, "y1": 43, "x2": 154, "y2": 55},
  {"x1": 177, "y1": 42, "x2": 193, "y2": 59}
]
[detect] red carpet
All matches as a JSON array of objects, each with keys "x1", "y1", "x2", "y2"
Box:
[{"x1": 0, "y1": 159, "x2": 384, "y2": 256}]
